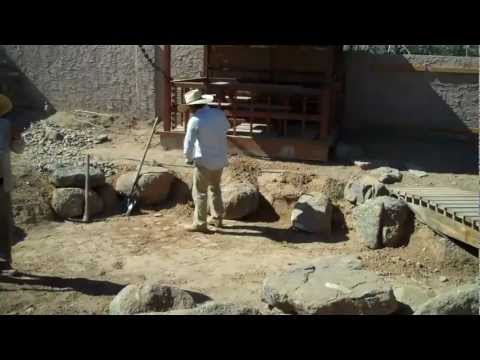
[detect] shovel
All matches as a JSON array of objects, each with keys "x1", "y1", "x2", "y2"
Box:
[{"x1": 124, "y1": 116, "x2": 160, "y2": 216}]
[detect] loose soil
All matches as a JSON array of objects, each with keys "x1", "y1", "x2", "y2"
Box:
[{"x1": 1, "y1": 112, "x2": 478, "y2": 315}]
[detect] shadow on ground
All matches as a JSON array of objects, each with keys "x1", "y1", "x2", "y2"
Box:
[
  {"x1": 12, "y1": 226, "x2": 27, "y2": 246},
  {"x1": 217, "y1": 223, "x2": 348, "y2": 244},
  {"x1": 0, "y1": 273, "x2": 125, "y2": 296}
]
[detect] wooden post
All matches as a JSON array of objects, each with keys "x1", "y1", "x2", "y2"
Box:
[
  {"x1": 203, "y1": 45, "x2": 209, "y2": 79},
  {"x1": 155, "y1": 45, "x2": 171, "y2": 132},
  {"x1": 82, "y1": 154, "x2": 90, "y2": 223},
  {"x1": 320, "y1": 89, "x2": 330, "y2": 138}
]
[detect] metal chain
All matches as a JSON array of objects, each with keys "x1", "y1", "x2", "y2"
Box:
[{"x1": 137, "y1": 45, "x2": 171, "y2": 80}]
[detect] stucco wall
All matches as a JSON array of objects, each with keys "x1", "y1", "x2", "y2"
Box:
[
  {"x1": 343, "y1": 53, "x2": 479, "y2": 132},
  {"x1": 0, "y1": 45, "x2": 204, "y2": 121},
  {"x1": 1, "y1": 46, "x2": 478, "y2": 134},
  {"x1": 171, "y1": 45, "x2": 204, "y2": 79}
]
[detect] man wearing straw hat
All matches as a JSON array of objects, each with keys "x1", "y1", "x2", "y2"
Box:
[
  {"x1": 0, "y1": 94, "x2": 25, "y2": 274},
  {"x1": 182, "y1": 89, "x2": 230, "y2": 233}
]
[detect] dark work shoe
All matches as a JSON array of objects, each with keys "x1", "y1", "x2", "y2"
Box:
[{"x1": 207, "y1": 216, "x2": 223, "y2": 228}]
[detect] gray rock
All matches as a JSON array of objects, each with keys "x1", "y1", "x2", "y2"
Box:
[
  {"x1": 354, "y1": 161, "x2": 373, "y2": 170},
  {"x1": 96, "y1": 184, "x2": 120, "y2": 215},
  {"x1": 262, "y1": 255, "x2": 399, "y2": 315},
  {"x1": 381, "y1": 197, "x2": 413, "y2": 248},
  {"x1": 51, "y1": 188, "x2": 104, "y2": 219},
  {"x1": 291, "y1": 193, "x2": 333, "y2": 235},
  {"x1": 51, "y1": 188, "x2": 84, "y2": 218},
  {"x1": 414, "y1": 284, "x2": 479, "y2": 315},
  {"x1": 95, "y1": 135, "x2": 110, "y2": 144},
  {"x1": 344, "y1": 176, "x2": 389, "y2": 206},
  {"x1": 352, "y1": 198, "x2": 383, "y2": 249},
  {"x1": 353, "y1": 196, "x2": 413, "y2": 249},
  {"x1": 51, "y1": 166, "x2": 106, "y2": 188},
  {"x1": 115, "y1": 168, "x2": 175, "y2": 206},
  {"x1": 370, "y1": 167, "x2": 403, "y2": 184},
  {"x1": 405, "y1": 162, "x2": 425, "y2": 172},
  {"x1": 335, "y1": 142, "x2": 364, "y2": 161},
  {"x1": 412, "y1": 231, "x2": 477, "y2": 266},
  {"x1": 222, "y1": 182, "x2": 259, "y2": 220},
  {"x1": 140, "y1": 302, "x2": 262, "y2": 315},
  {"x1": 392, "y1": 284, "x2": 436, "y2": 313},
  {"x1": 45, "y1": 128, "x2": 64, "y2": 142},
  {"x1": 409, "y1": 170, "x2": 428, "y2": 178},
  {"x1": 109, "y1": 282, "x2": 197, "y2": 315}
]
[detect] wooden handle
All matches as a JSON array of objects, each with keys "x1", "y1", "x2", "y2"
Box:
[
  {"x1": 129, "y1": 116, "x2": 160, "y2": 196},
  {"x1": 83, "y1": 154, "x2": 90, "y2": 222}
]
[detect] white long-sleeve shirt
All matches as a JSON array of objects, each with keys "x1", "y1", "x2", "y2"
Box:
[{"x1": 183, "y1": 106, "x2": 230, "y2": 170}]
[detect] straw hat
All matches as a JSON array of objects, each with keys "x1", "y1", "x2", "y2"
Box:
[
  {"x1": 184, "y1": 89, "x2": 214, "y2": 106},
  {"x1": 0, "y1": 94, "x2": 13, "y2": 117}
]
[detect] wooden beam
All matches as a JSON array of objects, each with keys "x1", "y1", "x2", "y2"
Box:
[
  {"x1": 223, "y1": 110, "x2": 326, "y2": 122},
  {"x1": 408, "y1": 204, "x2": 479, "y2": 249}
]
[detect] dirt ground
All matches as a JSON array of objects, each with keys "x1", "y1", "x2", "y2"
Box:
[{"x1": 1, "y1": 115, "x2": 478, "y2": 315}]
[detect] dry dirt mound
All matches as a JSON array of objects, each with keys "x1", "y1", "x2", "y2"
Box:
[{"x1": 226, "y1": 156, "x2": 261, "y2": 186}]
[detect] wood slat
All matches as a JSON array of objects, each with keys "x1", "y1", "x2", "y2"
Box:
[
  {"x1": 398, "y1": 191, "x2": 475, "y2": 196},
  {"x1": 391, "y1": 188, "x2": 474, "y2": 193},
  {"x1": 408, "y1": 205, "x2": 478, "y2": 248}
]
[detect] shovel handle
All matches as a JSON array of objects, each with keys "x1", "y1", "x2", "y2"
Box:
[
  {"x1": 82, "y1": 154, "x2": 90, "y2": 223},
  {"x1": 128, "y1": 116, "x2": 160, "y2": 197}
]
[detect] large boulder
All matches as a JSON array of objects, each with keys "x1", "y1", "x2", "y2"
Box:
[
  {"x1": 381, "y1": 197, "x2": 413, "y2": 248},
  {"x1": 291, "y1": 193, "x2": 333, "y2": 235},
  {"x1": 392, "y1": 284, "x2": 436, "y2": 314},
  {"x1": 51, "y1": 188, "x2": 103, "y2": 219},
  {"x1": 50, "y1": 166, "x2": 106, "y2": 188},
  {"x1": 344, "y1": 176, "x2": 389, "y2": 206},
  {"x1": 414, "y1": 284, "x2": 479, "y2": 315},
  {"x1": 96, "y1": 184, "x2": 120, "y2": 215},
  {"x1": 353, "y1": 196, "x2": 413, "y2": 249},
  {"x1": 370, "y1": 167, "x2": 403, "y2": 184},
  {"x1": 262, "y1": 255, "x2": 399, "y2": 315},
  {"x1": 409, "y1": 226, "x2": 478, "y2": 267},
  {"x1": 109, "y1": 282, "x2": 197, "y2": 315},
  {"x1": 115, "y1": 167, "x2": 175, "y2": 206},
  {"x1": 222, "y1": 182, "x2": 260, "y2": 220},
  {"x1": 139, "y1": 302, "x2": 262, "y2": 315}
]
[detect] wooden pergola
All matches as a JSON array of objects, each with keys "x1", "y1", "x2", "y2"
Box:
[{"x1": 157, "y1": 45, "x2": 345, "y2": 162}]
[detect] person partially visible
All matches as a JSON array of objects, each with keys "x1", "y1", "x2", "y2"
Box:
[
  {"x1": 182, "y1": 89, "x2": 230, "y2": 233},
  {"x1": 0, "y1": 95, "x2": 25, "y2": 275}
]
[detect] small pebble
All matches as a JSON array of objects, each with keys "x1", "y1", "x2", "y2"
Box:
[{"x1": 439, "y1": 276, "x2": 448, "y2": 283}]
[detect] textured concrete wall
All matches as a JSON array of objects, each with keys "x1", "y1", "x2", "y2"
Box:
[
  {"x1": 171, "y1": 45, "x2": 204, "y2": 79},
  {"x1": 344, "y1": 53, "x2": 479, "y2": 132},
  {"x1": 1, "y1": 46, "x2": 478, "y2": 133},
  {"x1": 0, "y1": 45, "x2": 204, "y2": 121},
  {"x1": 1, "y1": 45, "x2": 157, "y2": 119}
]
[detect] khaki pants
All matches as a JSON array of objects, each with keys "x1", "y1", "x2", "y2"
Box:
[
  {"x1": 0, "y1": 186, "x2": 13, "y2": 264},
  {"x1": 192, "y1": 166, "x2": 224, "y2": 228}
]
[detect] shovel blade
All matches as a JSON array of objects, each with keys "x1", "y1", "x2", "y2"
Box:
[{"x1": 125, "y1": 199, "x2": 137, "y2": 217}]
